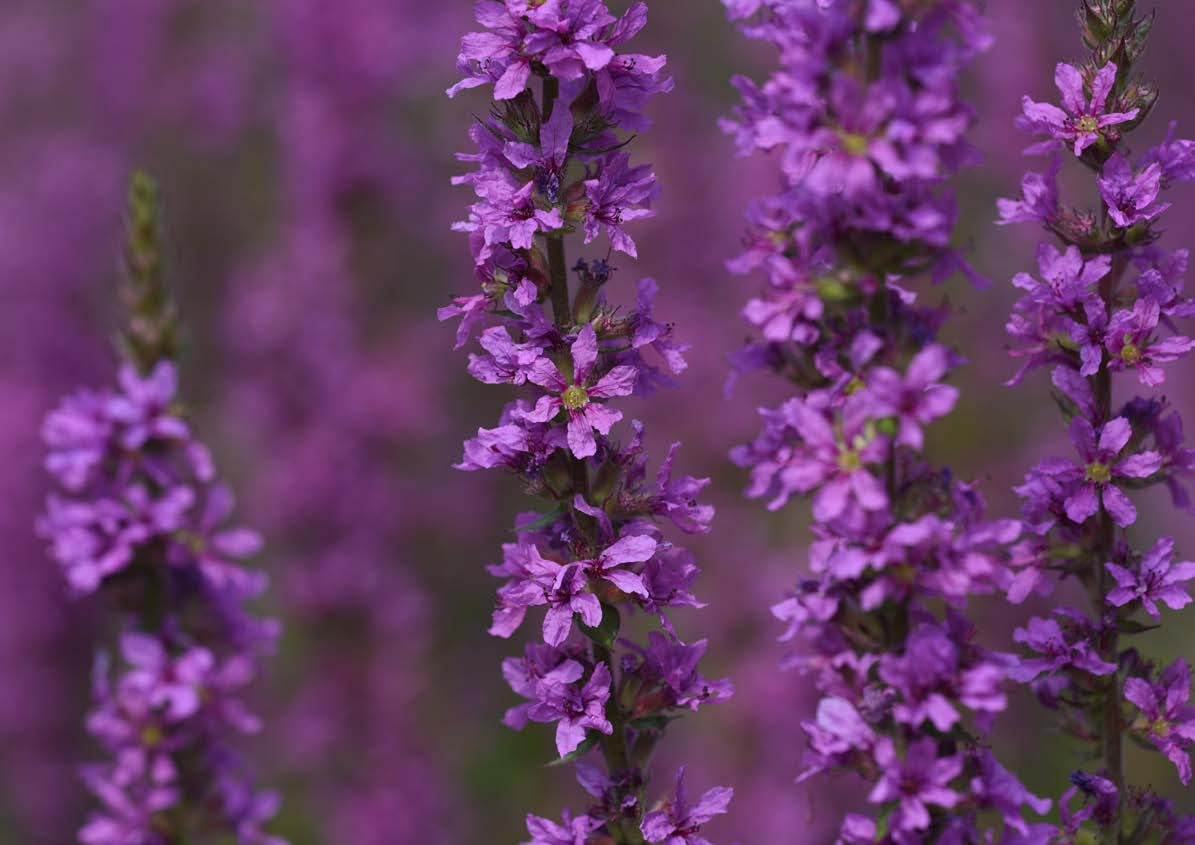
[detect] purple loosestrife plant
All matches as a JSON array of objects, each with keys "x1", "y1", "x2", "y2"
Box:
[
  {"x1": 999, "y1": 2, "x2": 1195, "y2": 841},
  {"x1": 443, "y1": 4, "x2": 733, "y2": 843},
  {"x1": 722, "y1": 1, "x2": 1048, "y2": 840},
  {"x1": 38, "y1": 174, "x2": 284, "y2": 845}
]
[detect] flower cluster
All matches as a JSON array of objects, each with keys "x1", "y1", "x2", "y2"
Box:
[
  {"x1": 723, "y1": 1, "x2": 1048, "y2": 840},
  {"x1": 999, "y1": 1, "x2": 1195, "y2": 840},
  {"x1": 444, "y1": 3, "x2": 732, "y2": 843},
  {"x1": 37, "y1": 175, "x2": 284, "y2": 845}
]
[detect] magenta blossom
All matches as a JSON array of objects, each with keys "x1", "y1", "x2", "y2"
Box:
[
  {"x1": 1010, "y1": 613, "x2": 1117, "y2": 683},
  {"x1": 1020, "y1": 62, "x2": 1138, "y2": 156},
  {"x1": 1037, "y1": 416, "x2": 1162, "y2": 528},
  {"x1": 640, "y1": 767, "x2": 732, "y2": 845},
  {"x1": 1124, "y1": 660, "x2": 1195, "y2": 784},
  {"x1": 1105, "y1": 297, "x2": 1194, "y2": 387},
  {"x1": 867, "y1": 739, "x2": 963, "y2": 832},
  {"x1": 527, "y1": 661, "x2": 614, "y2": 757},
  {"x1": 862, "y1": 344, "x2": 960, "y2": 450},
  {"x1": 1105, "y1": 537, "x2": 1195, "y2": 619},
  {"x1": 522, "y1": 810, "x2": 602, "y2": 845},
  {"x1": 1098, "y1": 153, "x2": 1170, "y2": 229},
  {"x1": 523, "y1": 324, "x2": 637, "y2": 458}
]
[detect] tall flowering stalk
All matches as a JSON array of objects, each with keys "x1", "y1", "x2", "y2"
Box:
[
  {"x1": 443, "y1": 3, "x2": 733, "y2": 843},
  {"x1": 722, "y1": 2, "x2": 1049, "y2": 840},
  {"x1": 1000, "y1": 2, "x2": 1195, "y2": 840},
  {"x1": 38, "y1": 174, "x2": 284, "y2": 845}
]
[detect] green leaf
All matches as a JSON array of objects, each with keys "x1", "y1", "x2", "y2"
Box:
[
  {"x1": 578, "y1": 601, "x2": 621, "y2": 649},
  {"x1": 629, "y1": 715, "x2": 674, "y2": 732},
  {"x1": 547, "y1": 733, "x2": 599, "y2": 767},
  {"x1": 514, "y1": 505, "x2": 566, "y2": 535},
  {"x1": 1116, "y1": 617, "x2": 1161, "y2": 635}
]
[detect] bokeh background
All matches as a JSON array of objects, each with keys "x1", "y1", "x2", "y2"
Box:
[{"x1": 2, "y1": 1, "x2": 1193, "y2": 842}]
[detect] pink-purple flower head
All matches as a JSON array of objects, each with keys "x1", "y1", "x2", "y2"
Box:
[
  {"x1": 522, "y1": 324, "x2": 637, "y2": 458},
  {"x1": 1019, "y1": 62, "x2": 1138, "y2": 157},
  {"x1": 860, "y1": 343, "x2": 960, "y2": 450},
  {"x1": 1036, "y1": 415, "x2": 1162, "y2": 528},
  {"x1": 1098, "y1": 153, "x2": 1170, "y2": 230},
  {"x1": 1124, "y1": 659, "x2": 1195, "y2": 784},
  {"x1": 733, "y1": 396, "x2": 888, "y2": 519},
  {"x1": 1104, "y1": 297, "x2": 1194, "y2": 387},
  {"x1": 1105, "y1": 536, "x2": 1195, "y2": 620},
  {"x1": 527, "y1": 659, "x2": 614, "y2": 757},
  {"x1": 523, "y1": 809, "x2": 601, "y2": 845},
  {"x1": 798, "y1": 696, "x2": 876, "y2": 782},
  {"x1": 447, "y1": 0, "x2": 624, "y2": 99},
  {"x1": 640, "y1": 767, "x2": 732, "y2": 845},
  {"x1": 1009, "y1": 612, "x2": 1117, "y2": 683},
  {"x1": 1012, "y1": 242, "x2": 1107, "y2": 313},
  {"x1": 997, "y1": 155, "x2": 1062, "y2": 226},
  {"x1": 868, "y1": 738, "x2": 963, "y2": 833},
  {"x1": 582, "y1": 153, "x2": 659, "y2": 258}
]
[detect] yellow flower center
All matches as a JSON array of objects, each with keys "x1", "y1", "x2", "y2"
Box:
[
  {"x1": 838, "y1": 449, "x2": 862, "y2": 473},
  {"x1": 840, "y1": 132, "x2": 870, "y2": 156},
  {"x1": 1151, "y1": 718, "x2": 1171, "y2": 737},
  {"x1": 141, "y1": 724, "x2": 164, "y2": 747},
  {"x1": 1120, "y1": 341, "x2": 1141, "y2": 364},
  {"x1": 1075, "y1": 115, "x2": 1100, "y2": 134},
  {"x1": 1085, "y1": 462, "x2": 1112, "y2": 484},
  {"x1": 562, "y1": 385, "x2": 590, "y2": 410}
]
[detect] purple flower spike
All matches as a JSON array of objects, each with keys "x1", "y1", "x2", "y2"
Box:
[
  {"x1": 640, "y1": 767, "x2": 732, "y2": 845},
  {"x1": 1105, "y1": 537, "x2": 1195, "y2": 619},
  {"x1": 447, "y1": 4, "x2": 727, "y2": 834}
]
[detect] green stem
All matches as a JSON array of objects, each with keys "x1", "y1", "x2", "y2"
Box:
[{"x1": 1092, "y1": 251, "x2": 1124, "y2": 844}]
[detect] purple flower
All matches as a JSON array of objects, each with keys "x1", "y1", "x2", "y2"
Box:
[
  {"x1": 997, "y1": 155, "x2": 1061, "y2": 225},
  {"x1": 527, "y1": 661, "x2": 614, "y2": 757},
  {"x1": 491, "y1": 544, "x2": 602, "y2": 646},
  {"x1": 1010, "y1": 613, "x2": 1117, "y2": 682},
  {"x1": 1011, "y1": 243, "x2": 1107, "y2": 312},
  {"x1": 523, "y1": 324, "x2": 637, "y2": 458},
  {"x1": 798, "y1": 696, "x2": 876, "y2": 782},
  {"x1": 1140, "y1": 121, "x2": 1195, "y2": 185},
  {"x1": 1124, "y1": 660, "x2": 1195, "y2": 784},
  {"x1": 522, "y1": 810, "x2": 602, "y2": 845},
  {"x1": 1037, "y1": 416, "x2": 1162, "y2": 528},
  {"x1": 862, "y1": 344, "x2": 959, "y2": 450},
  {"x1": 867, "y1": 738, "x2": 963, "y2": 832},
  {"x1": 578, "y1": 531, "x2": 657, "y2": 598},
  {"x1": 969, "y1": 751, "x2": 1052, "y2": 835},
  {"x1": 640, "y1": 767, "x2": 732, "y2": 845},
  {"x1": 505, "y1": 103, "x2": 573, "y2": 204},
  {"x1": 582, "y1": 153, "x2": 658, "y2": 257},
  {"x1": 1019, "y1": 62, "x2": 1138, "y2": 156},
  {"x1": 1105, "y1": 537, "x2": 1195, "y2": 619},
  {"x1": 634, "y1": 632, "x2": 733, "y2": 711},
  {"x1": 1105, "y1": 297, "x2": 1194, "y2": 387},
  {"x1": 735, "y1": 398, "x2": 888, "y2": 518},
  {"x1": 1098, "y1": 154, "x2": 1170, "y2": 229}
]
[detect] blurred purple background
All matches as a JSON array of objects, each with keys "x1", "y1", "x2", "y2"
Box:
[{"x1": 2, "y1": 2, "x2": 1193, "y2": 842}]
